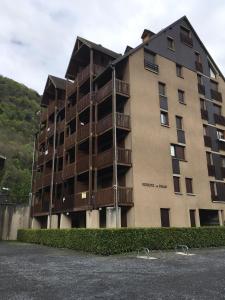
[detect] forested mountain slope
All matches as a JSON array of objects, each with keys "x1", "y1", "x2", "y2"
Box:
[{"x1": 0, "y1": 75, "x2": 40, "y2": 203}]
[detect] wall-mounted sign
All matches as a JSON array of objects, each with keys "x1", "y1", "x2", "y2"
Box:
[{"x1": 142, "y1": 183, "x2": 167, "y2": 189}]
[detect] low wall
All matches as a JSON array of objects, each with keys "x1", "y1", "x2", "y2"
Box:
[{"x1": 0, "y1": 204, "x2": 30, "y2": 240}]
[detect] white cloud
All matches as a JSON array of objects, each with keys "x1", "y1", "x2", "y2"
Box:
[{"x1": 0, "y1": 0, "x2": 225, "y2": 93}]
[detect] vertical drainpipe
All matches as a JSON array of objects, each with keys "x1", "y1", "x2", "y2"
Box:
[
  {"x1": 89, "y1": 49, "x2": 93, "y2": 208},
  {"x1": 29, "y1": 133, "x2": 37, "y2": 226},
  {"x1": 112, "y1": 65, "x2": 119, "y2": 228},
  {"x1": 49, "y1": 94, "x2": 58, "y2": 229}
]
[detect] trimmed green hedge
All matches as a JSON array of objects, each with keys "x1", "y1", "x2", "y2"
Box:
[{"x1": 17, "y1": 227, "x2": 225, "y2": 255}]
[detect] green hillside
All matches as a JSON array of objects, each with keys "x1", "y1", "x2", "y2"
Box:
[{"x1": 0, "y1": 75, "x2": 40, "y2": 203}]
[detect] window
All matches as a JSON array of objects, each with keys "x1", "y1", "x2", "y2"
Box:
[
  {"x1": 160, "y1": 111, "x2": 169, "y2": 126},
  {"x1": 180, "y1": 26, "x2": 191, "y2": 38},
  {"x1": 185, "y1": 178, "x2": 193, "y2": 194},
  {"x1": 144, "y1": 50, "x2": 158, "y2": 73},
  {"x1": 189, "y1": 210, "x2": 196, "y2": 227},
  {"x1": 160, "y1": 208, "x2": 170, "y2": 227},
  {"x1": 210, "y1": 181, "x2": 218, "y2": 198},
  {"x1": 170, "y1": 144, "x2": 185, "y2": 160},
  {"x1": 200, "y1": 99, "x2": 206, "y2": 110},
  {"x1": 173, "y1": 176, "x2": 181, "y2": 193},
  {"x1": 176, "y1": 116, "x2": 183, "y2": 130},
  {"x1": 210, "y1": 80, "x2": 218, "y2": 91},
  {"x1": 209, "y1": 64, "x2": 216, "y2": 79},
  {"x1": 195, "y1": 52, "x2": 201, "y2": 63},
  {"x1": 158, "y1": 82, "x2": 166, "y2": 96},
  {"x1": 197, "y1": 74, "x2": 203, "y2": 85},
  {"x1": 214, "y1": 104, "x2": 222, "y2": 116},
  {"x1": 178, "y1": 90, "x2": 185, "y2": 104},
  {"x1": 176, "y1": 64, "x2": 183, "y2": 78},
  {"x1": 221, "y1": 156, "x2": 225, "y2": 168},
  {"x1": 206, "y1": 152, "x2": 213, "y2": 165},
  {"x1": 217, "y1": 129, "x2": 224, "y2": 140},
  {"x1": 167, "y1": 37, "x2": 175, "y2": 50},
  {"x1": 144, "y1": 50, "x2": 155, "y2": 64}
]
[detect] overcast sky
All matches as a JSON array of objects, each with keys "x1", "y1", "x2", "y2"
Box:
[{"x1": 1, "y1": 0, "x2": 225, "y2": 94}]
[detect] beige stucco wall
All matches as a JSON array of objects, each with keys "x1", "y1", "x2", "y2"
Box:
[{"x1": 126, "y1": 47, "x2": 225, "y2": 227}]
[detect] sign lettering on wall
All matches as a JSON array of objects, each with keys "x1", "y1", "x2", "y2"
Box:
[{"x1": 142, "y1": 183, "x2": 167, "y2": 189}]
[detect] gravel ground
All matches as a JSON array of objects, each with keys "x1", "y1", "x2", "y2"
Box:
[{"x1": 1, "y1": 242, "x2": 225, "y2": 299}]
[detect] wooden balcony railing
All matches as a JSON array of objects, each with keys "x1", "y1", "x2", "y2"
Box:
[
  {"x1": 66, "y1": 105, "x2": 76, "y2": 122},
  {"x1": 63, "y1": 162, "x2": 75, "y2": 179},
  {"x1": 35, "y1": 177, "x2": 43, "y2": 190},
  {"x1": 95, "y1": 148, "x2": 132, "y2": 169},
  {"x1": 55, "y1": 171, "x2": 63, "y2": 184},
  {"x1": 96, "y1": 113, "x2": 130, "y2": 135},
  {"x1": 38, "y1": 128, "x2": 46, "y2": 143},
  {"x1": 57, "y1": 120, "x2": 64, "y2": 132},
  {"x1": 40, "y1": 110, "x2": 47, "y2": 122},
  {"x1": 42, "y1": 173, "x2": 52, "y2": 187},
  {"x1": 77, "y1": 92, "x2": 92, "y2": 113},
  {"x1": 44, "y1": 148, "x2": 53, "y2": 162},
  {"x1": 46, "y1": 123, "x2": 54, "y2": 137},
  {"x1": 180, "y1": 32, "x2": 193, "y2": 47},
  {"x1": 95, "y1": 79, "x2": 130, "y2": 104},
  {"x1": 77, "y1": 65, "x2": 90, "y2": 86},
  {"x1": 201, "y1": 109, "x2": 208, "y2": 120},
  {"x1": 77, "y1": 123, "x2": 90, "y2": 142},
  {"x1": 33, "y1": 200, "x2": 49, "y2": 215},
  {"x1": 57, "y1": 144, "x2": 64, "y2": 156},
  {"x1": 67, "y1": 81, "x2": 77, "y2": 97},
  {"x1": 195, "y1": 61, "x2": 203, "y2": 73},
  {"x1": 76, "y1": 155, "x2": 89, "y2": 173},
  {"x1": 57, "y1": 99, "x2": 65, "y2": 111},
  {"x1": 198, "y1": 83, "x2": 205, "y2": 95},
  {"x1": 65, "y1": 132, "x2": 76, "y2": 149},
  {"x1": 37, "y1": 153, "x2": 45, "y2": 165},
  {"x1": 94, "y1": 187, "x2": 133, "y2": 207},
  {"x1": 53, "y1": 193, "x2": 90, "y2": 212},
  {"x1": 211, "y1": 89, "x2": 222, "y2": 102},
  {"x1": 214, "y1": 114, "x2": 225, "y2": 126},
  {"x1": 75, "y1": 192, "x2": 90, "y2": 209},
  {"x1": 204, "y1": 135, "x2": 212, "y2": 148}
]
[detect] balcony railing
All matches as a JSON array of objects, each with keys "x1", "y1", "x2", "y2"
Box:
[
  {"x1": 144, "y1": 59, "x2": 159, "y2": 73},
  {"x1": 207, "y1": 165, "x2": 215, "y2": 177},
  {"x1": 211, "y1": 89, "x2": 222, "y2": 102},
  {"x1": 204, "y1": 135, "x2": 212, "y2": 148},
  {"x1": 55, "y1": 171, "x2": 63, "y2": 184},
  {"x1": 42, "y1": 173, "x2": 52, "y2": 187},
  {"x1": 38, "y1": 129, "x2": 46, "y2": 143},
  {"x1": 76, "y1": 155, "x2": 89, "y2": 173},
  {"x1": 75, "y1": 192, "x2": 90, "y2": 209},
  {"x1": 77, "y1": 92, "x2": 92, "y2": 113},
  {"x1": 57, "y1": 120, "x2": 64, "y2": 132},
  {"x1": 66, "y1": 105, "x2": 76, "y2": 122},
  {"x1": 46, "y1": 123, "x2": 54, "y2": 137},
  {"x1": 195, "y1": 61, "x2": 203, "y2": 73},
  {"x1": 63, "y1": 162, "x2": 75, "y2": 179},
  {"x1": 180, "y1": 32, "x2": 193, "y2": 47},
  {"x1": 35, "y1": 177, "x2": 43, "y2": 190},
  {"x1": 33, "y1": 200, "x2": 49, "y2": 215},
  {"x1": 94, "y1": 187, "x2": 133, "y2": 207},
  {"x1": 95, "y1": 79, "x2": 130, "y2": 104},
  {"x1": 95, "y1": 148, "x2": 132, "y2": 169},
  {"x1": 198, "y1": 83, "x2": 205, "y2": 95},
  {"x1": 44, "y1": 148, "x2": 53, "y2": 162},
  {"x1": 65, "y1": 132, "x2": 76, "y2": 149},
  {"x1": 77, "y1": 123, "x2": 90, "y2": 142},
  {"x1": 201, "y1": 109, "x2": 208, "y2": 120},
  {"x1": 40, "y1": 110, "x2": 47, "y2": 122},
  {"x1": 214, "y1": 114, "x2": 225, "y2": 126},
  {"x1": 57, "y1": 144, "x2": 64, "y2": 156},
  {"x1": 37, "y1": 153, "x2": 45, "y2": 165},
  {"x1": 96, "y1": 113, "x2": 131, "y2": 135}
]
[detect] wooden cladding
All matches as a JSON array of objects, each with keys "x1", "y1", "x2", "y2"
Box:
[
  {"x1": 77, "y1": 123, "x2": 91, "y2": 142},
  {"x1": 42, "y1": 174, "x2": 52, "y2": 188},
  {"x1": 96, "y1": 113, "x2": 130, "y2": 135},
  {"x1": 65, "y1": 132, "x2": 76, "y2": 149},
  {"x1": 66, "y1": 105, "x2": 76, "y2": 122},
  {"x1": 76, "y1": 155, "x2": 89, "y2": 174},
  {"x1": 63, "y1": 163, "x2": 75, "y2": 180},
  {"x1": 95, "y1": 148, "x2": 132, "y2": 169},
  {"x1": 53, "y1": 193, "x2": 90, "y2": 212},
  {"x1": 95, "y1": 79, "x2": 130, "y2": 104},
  {"x1": 211, "y1": 89, "x2": 222, "y2": 102},
  {"x1": 94, "y1": 187, "x2": 133, "y2": 207},
  {"x1": 77, "y1": 92, "x2": 92, "y2": 113}
]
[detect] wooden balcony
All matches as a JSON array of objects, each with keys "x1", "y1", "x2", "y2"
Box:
[
  {"x1": 48, "y1": 101, "x2": 56, "y2": 116},
  {"x1": 54, "y1": 192, "x2": 90, "y2": 212},
  {"x1": 95, "y1": 148, "x2": 132, "y2": 169},
  {"x1": 77, "y1": 123, "x2": 90, "y2": 142},
  {"x1": 67, "y1": 80, "x2": 77, "y2": 98},
  {"x1": 76, "y1": 155, "x2": 89, "y2": 174},
  {"x1": 37, "y1": 153, "x2": 45, "y2": 165},
  {"x1": 211, "y1": 89, "x2": 222, "y2": 102},
  {"x1": 75, "y1": 192, "x2": 90, "y2": 210},
  {"x1": 65, "y1": 132, "x2": 76, "y2": 149},
  {"x1": 55, "y1": 171, "x2": 63, "y2": 184},
  {"x1": 77, "y1": 92, "x2": 93, "y2": 113},
  {"x1": 44, "y1": 148, "x2": 53, "y2": 162},
  {"x1": 57, "y1": 120, "x2": 64, "y2": 132},
  {"x1": 95, "y1": 79, "x2": 130, "y2": 104},
  {"x1": 57, "y1": 99, "x2": 65, "y2": 111},
  {"x1": 94, "y1": 187, "x2": 133, "y2": 208},
  {"x1": 195, "y1": 61, "x2": 203, "y2": 73},
  {"x1": 77, "y1": 65, "x2": 90, "y2": 86},
  {"x1": 63, "y1": 162, "x2": 75, "y2": 179},
  {"x1": 46, "y1": 123, "x2": 54, "y2": 137},
  {"x1": 38, "y1": 128, "x2": 46, "y2": 143},
  {"x1": 201, "y1": 109, "x2": 208, "y2": 120},
  {"x1": 96, "y1": 113, "x2": 131, "y2": 135},
  {"x1": 207, "y1": 165, "x2": 215, "y2": 177},
  {"x1": 66, "y1": 105, "x2": 76, "y2": 122},
  {"x1": 214, "y1": 114, "x2": 225, "y2": 126},
  {"x1": 56, "y1": 144, "x2": 64, "y2": 156},
  {"x1": 198, "y1": 83, "x2": 205, "y2": 95},
  {"x1": 180, "y1": 32, "x2": 193, "y2": 47},
  {"x1": 204, "y1": 135, "x2": 212, "y2": 148},
  {"x1": 40, "y1": 110, "x2": 47, "y2": 122},
  {"x1": 42, "y1": 173, "x2": 52, "y2": 187},
  {"x1": 35, "y1": 177, "x2": 43, "y2": 190},
  {"x1": 33, "y1": 201, "x2": 49, "y2": 215}
]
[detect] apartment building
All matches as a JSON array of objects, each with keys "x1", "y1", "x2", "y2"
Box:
[{"x1": 32, "y1": 16, "x2": 225, "y2": 229}]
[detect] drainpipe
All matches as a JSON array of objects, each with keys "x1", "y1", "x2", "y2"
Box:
[
  {"x1": 111, "y1": 65, "x2": 119, "y2": 228},
  {"x1": 29, "y1": 133, "x2": 37, "y2": 227},
  {"x1": 49, "y1": 105, "x2": 57, "y2": 229}
]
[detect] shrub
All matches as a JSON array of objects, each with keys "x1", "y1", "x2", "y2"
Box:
[{"x1": 17, "y1": 227, "x2": 225, "y2": 255}]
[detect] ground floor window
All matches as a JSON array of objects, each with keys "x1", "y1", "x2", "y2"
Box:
[
  {"x1": 189, "y1": 209, "x2": 196, "y2": 227},
  {"x1": 160, "y1": 208, "x2": 170, "y2": 227},
  {"x1": 199, "y1": 209, "x2": 219, "y2": 226}
]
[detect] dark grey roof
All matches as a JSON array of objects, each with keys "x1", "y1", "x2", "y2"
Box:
[
  {"x1": 77, "y1": 36, "x2": 121, "y2": 59},
  {"x1": 48, "y1": 75, "x2": 67, "y2": 90}
]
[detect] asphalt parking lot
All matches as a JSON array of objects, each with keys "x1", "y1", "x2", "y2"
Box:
[{"x1": 1, "y1": 242, "x2": 225, "y2": 299}]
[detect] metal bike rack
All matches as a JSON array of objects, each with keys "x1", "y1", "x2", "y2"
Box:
[{"x1": 175, "y1": 245, "x2": 189, "y2": 255}]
